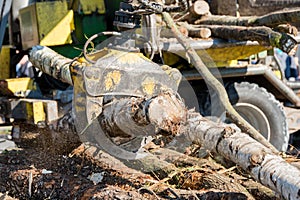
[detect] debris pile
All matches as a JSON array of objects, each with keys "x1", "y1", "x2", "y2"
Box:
[{"x1": 3, "y1": 124, "x2": 298, "y2": 199}]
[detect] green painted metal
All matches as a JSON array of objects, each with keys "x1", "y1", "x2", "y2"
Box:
[
  {"x1": 73, "y1": 14, "x2": 107, "y2": 44},
  {"x1": 52, "y1": 1, "x2": 122, "y2": 58}
]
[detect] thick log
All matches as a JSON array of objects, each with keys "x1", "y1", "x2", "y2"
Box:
[
  {"x1": 185, "y1": 111, "x2": 300, "y2": 200},
  {"x1": 190, "y1": 0, "x2": 210, "y2": 16},
  {"x1": 172, "y1": 1, "x2": 211, "y2": 24},
  {"x1": 188, "y1": 28, "x2": 211, "y2": 38},
  {"x1": 196, "y1": 25, "x2": 297, "y2": 53},
  {"x1": 195, "y1": 15, "x2": 258, "y2": 26},
  {"x1": 179, "y1": 22, "x2": 211, "y2": 38},
  {"x1": 196, "y1": 8, "x2": 300, "y2": 27}
]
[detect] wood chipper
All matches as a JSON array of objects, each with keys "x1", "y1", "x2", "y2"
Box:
[
  {"x1": 26, "y1": 1, "x2": 300, "y2": 198},
  {"x1": 2, "y1": 0, "x2": 300, "y2": 199}
]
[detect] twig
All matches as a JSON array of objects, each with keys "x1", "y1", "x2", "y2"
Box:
[
  {"x1": 151, "y1": 171, "x2": 161, "y2": 181},
  {"x1": 28, "y1": 172, "x2": 33, "y2": 197},
  {"x1": 166, "y1": 187, "x2": 181, "y2": 199},
  {"x1": 217, "y1": 166, "x2": 237, "y2": 174},
  {"x1": 138, "y1": 187, "x2": 161, "y2": 199},
  {"x1": 45, "y1": 188, "x2": 55, "y2": 200},
  {"x1": 61, "y1": 177, "x2": 65, "y2": 187},
  {"x1": 188, "y1": 188, "x2": 200, "y2": 200}
]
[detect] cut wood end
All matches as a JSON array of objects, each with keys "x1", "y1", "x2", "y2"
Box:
[{"x1": 191, "y1": 0, "x2": 210, "y2": 16}]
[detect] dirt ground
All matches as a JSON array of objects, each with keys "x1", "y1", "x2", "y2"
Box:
[
  {"x1": 0, "y1": 123, "x2": 156, "y2": 199},
  {"x1": 0, "y1": 123, "x2": 299, "y2": 200}
]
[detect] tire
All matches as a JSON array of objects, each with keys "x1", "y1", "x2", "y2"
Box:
[{"x1": 226, "y1": 82, "x2": 289, "y2": 151}]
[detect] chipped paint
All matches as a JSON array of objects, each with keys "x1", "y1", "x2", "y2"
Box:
[
  {"x1": 104, "y1": 70, "x2": 122, "y2": 91},
  {"x1": 142, "y1": 78, "x2": 156, "y2": 96}
]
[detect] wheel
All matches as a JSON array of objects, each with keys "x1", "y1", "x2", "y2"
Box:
[{"x1": 226, "y1": 82, "x2": 289, "y2": 151}]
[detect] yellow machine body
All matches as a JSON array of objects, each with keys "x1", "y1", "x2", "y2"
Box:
[{"x1": 19, "y1": 1, "x2": 75, "y2": 49}]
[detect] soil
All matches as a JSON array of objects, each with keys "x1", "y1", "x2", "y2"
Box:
[
  {"x1": 0, "y1": 123, "x2": 300, "y2": 200},
  {"x1": 0, "y1": 124, "x2": 156, "y2": 199}
]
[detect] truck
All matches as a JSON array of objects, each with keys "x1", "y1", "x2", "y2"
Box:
[{"x1": 1, "y1": 0, "x2": 300, "y2": 152}]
